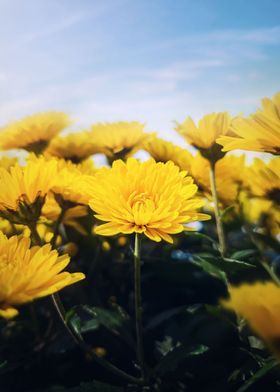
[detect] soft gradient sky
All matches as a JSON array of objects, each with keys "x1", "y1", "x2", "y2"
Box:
[{"x1": 0, "y1": 0, "x2": 279, "y2": 143}]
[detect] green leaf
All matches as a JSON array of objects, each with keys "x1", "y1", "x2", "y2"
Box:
[
  {"x1": 194, "y1": 254, "x2": 255, "y2": 276},
  {"x1": 236, "y1": 358, "x2": 278, "y2": 392},
  {"x1": 155, "y1": 343, "x2": 209, "y2": 376},
  {"x1": 82, "y1": 305, "x2": 128, "y2": 331},
  {"x1": 191, "y1": 255, "x2": 228, "y2": 284},
  {"x1": 230, "y1": 249, "x2": 258, "y2": 260},
  {"x1": 65, "y1": 309, "x2": 82, "y2": 340}
]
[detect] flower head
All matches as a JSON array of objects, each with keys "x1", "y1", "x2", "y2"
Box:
[
  {"x1": 144, "y1": 135, "x2": 193, "y2": 172},
  {"x1": 175, "y1": 112, "x2": 232, "y2": 162},
  {"x1": 89, "y1": 122, "x2": 149, "y2": 163},
  {"x1": 46, "y1": 131, "x2": 99, "y2": 163},
  {"x1": 88, "y1": 158, "x2": 210, "y2": 243},
  {"x1": 0, "y1": 112, "x2": 71, "y2": 154},
  {"x1": 0, "y1": 233, "x2": 85, "y2": 319},
  {"x1": 217, "y1": 92, "x2": 280, "y2": 154},
  {"x1": 221, "y1": 282, "x2": 280, "y2": 358},
  {"x1": 247, "y1": 157, "x2": 280, "y2": 204},
  {"x1": 0, "y1": 156, "x2": 57, "y2": 222}
]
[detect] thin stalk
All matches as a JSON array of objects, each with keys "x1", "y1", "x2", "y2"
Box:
[
  {"x1": 134, "y1": 233, "x2": 146, "y2": 381},
  {"x1": 51, "y1": 207, "x2": 66, "y2": 248},
  {"x1": 51, "y1": 293, "x2": 143, "y2": 384},
  {"x1": 209, "y1": 161, "x2": 227, "y2": 257},
  {"x1": 29, "y1": 222, "x2": 143, "y2": 385},
  {"x1": 261, "y1": 261, "x2": 280, "y2": 287},
  {"x1": 29, "y1": 222, "x2": 43, "y2": 246}
]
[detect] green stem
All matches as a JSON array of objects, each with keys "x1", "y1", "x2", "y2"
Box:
[
  {"x1": 134, "y1": 233, "x2": 146, "y2": 381},
  {"x1": 52, "y1": 292, "x2": 144, "y2": 384},
  {"x1": 29, "y1": 222, "x2": 43, "y2": 246},
  {"x1": 51, "y1": 207, "x2": 67, "y2": 248},
  {"x1": 29, "y1": 222, "x2": 143, "y2": 385},
  {"x1": 209, "y1": 161, "x2": 227, "y2": 257}
]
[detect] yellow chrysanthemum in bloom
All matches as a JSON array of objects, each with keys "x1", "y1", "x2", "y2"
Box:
[
  {"x1": 0, "y1": 233, "x2": 85, "y2": 319},
  {"x1": 143, "y1": 136, "x2": 193, "y2": 172},
  {"x1": 46, "y1": 131, "x2": 100, "y2": 163},
  {"x1": 51, "y1": 165, "x2": 92, "y2": 206},
  {"x1": 0, "y1": 156, "x2": 57, "y2": 222},
  {"x1": 175, "y1": 112, "x2": 232, "y2": 162},
  {"x1": 88, "y1": 158, "x2": 210, "y2": 243},
  {"x1": 241, "y1": 195, "x2": 280, "y2": 238},
  {"x1": 191, "y1": 153, "x2": 245, "y2": 206},
  {"x1": 89, "y1": 122, "x2": 149, "y2": 163},
  {"x1": 247, "y1": 157, "x2": 280, "y2": 203},
  {"x1": 217, "y1": 92, "x2": 280, "y2": 154},
  {"x1": 221, "y1": 282, "x2": 280, "y2": 358},
  {"x1": 0, "y1": 112, "x2": 70, "y2": 154}
]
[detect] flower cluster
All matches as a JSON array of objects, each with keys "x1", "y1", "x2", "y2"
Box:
[{"x1": 0, "y1": 91, "x2": 280, "y2": 382}]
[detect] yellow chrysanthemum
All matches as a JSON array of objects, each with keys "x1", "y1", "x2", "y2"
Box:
[
  {"x1": 217, "y1": 92, "x2": 280, "y2": 154},
  {"x1": 175, "y1": 112, "x2": 232, "y2": 162},
  {"x1": 0, "y1": 233, "x2": 85, "y2": 319},
  {"x1": 191, "y1": 153, "x2": 245, "y2": 206},
  {"x1": 0, "y1": 112, "x2": 71, "y2": 154},
  {"x1": 46, "y1": 131, "x2": 100, "y2": 163},
  {"x1": 247, "y1": 157, "x2": 280, "y2": 203},
  {"x1": 51, "y1": 165, "x2": 92, "y2": 206},
  {"x1": 143, "y1": 136, "x2": 193, "y2": 171},
  {"x1": 0, "y1": 156, "x2": 57, "y2": 222},
  {"x1": 88, "y1": 158, "x2": 210, "y2": 243},
  {"x1": 241, "y1": 195, "x2": 280, "y2": 238},
  {"x1": 221, "y1": 282, "x2": 280, "y2": 358},
  {"x1": 89, "y1": 122, "x2": 149, "y2": 163}
]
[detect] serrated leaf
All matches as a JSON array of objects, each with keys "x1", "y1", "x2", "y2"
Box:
[
  {"x1": 236, "y1": 358, "x2": 278, "y2": 392},
  {"x1": 155, "y1": 344, "x2": 209, "y2": 375}
]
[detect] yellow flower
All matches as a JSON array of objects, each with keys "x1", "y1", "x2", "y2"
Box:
[
  {"x1": 175, "y1": 112, "x2": 232, "y2": 162},
  {"x1": 89, "y1": 122, "x2": 149, "y2": 163},
  {"x1": 247, "y1": 157, "x2": 280, "y2": 203},
  {"x1": 46, "y1": 131, "x2": 100, "y2": 163},
  {"x1": 0, "y1": 112, "x2": 71, "y2": 154},
  {"x1": 0, "y1": 233, "x2": 85, "y2": 319},
  {"x1": 0, "y1": 156, "x2": 57, "y2": 222},
  {"x1": 191, "y1": 153, "x2": 245, "y2": 206},
  {"x1": 51, "y1": 165, "x2": 92, "y2": 206},
  {"x1": 221, "y1": 282, "x2": 280, "y2": 358},
  {"x1": 241, "y1": 195, "x2": 280, "y2": 238},
  {"x1": 143, "y1": 135, "x2": 193, "y2": 171},
  {"x1": 217, "y1": 92, "x2": 280, "y2": 154},
  {"x1": 88, "y1": 158, "x2": 210, "y2": 243}
]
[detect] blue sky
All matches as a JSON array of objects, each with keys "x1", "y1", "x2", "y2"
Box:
[{"x1": 0, "y1": 0, "x2": 279, "y2": 144}]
